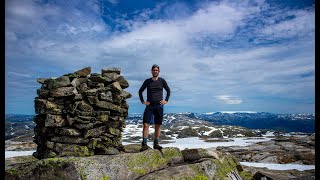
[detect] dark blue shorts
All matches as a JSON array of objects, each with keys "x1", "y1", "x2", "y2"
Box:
[{"x1": 143, "y1": 104, "x2": 164, "y2": 125}]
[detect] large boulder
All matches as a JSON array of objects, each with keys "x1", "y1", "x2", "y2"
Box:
[
  {"x1": 181, "y1": 148, "x2": 215, "y2": 162},
  {"x1": 95, "y1": 100, "x2": 125, "y2": 113},
  {"x1": 64, "y1": 67, "x2": 91, "y2": 78},
  {"x1": 34, "y1": 99, "x2": 62, "y2": 115},
  {"x1": 55, "y1": 128, "x2": 82, "y2": 136},
  {"x1": 51, "y1": 87, "x2": 77, "y2": 97},
  {"x1": 45, "y1": 114, "x2": 67, "y2": 127},
  {"x1": 47, "y1": 76, "x2": 71, "y2": 90},
  {"x1": 116, "y1": 75, "x2": 129, "y2": 89},
  {"x1": 5, "y1": 148, "x2": 245, "y2": 180},
  {"x1": 102, "y1": 67, "x2": 121, "y2": 75},
  {"x1": 74, "y1": 67, "x2": 91, "y2": 77}
]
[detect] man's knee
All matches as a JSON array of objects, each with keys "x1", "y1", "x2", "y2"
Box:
[
  {"x1": 143, "y1": 123, "x2": 150, "y2": 128},
  {"x1": 155, "y1": 124, "x2": 161, "y2": 129}
]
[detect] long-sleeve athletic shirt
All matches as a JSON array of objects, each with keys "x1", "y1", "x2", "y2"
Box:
[{"x1": 138, "y1": 77, "x2": 171, "y2": 104}]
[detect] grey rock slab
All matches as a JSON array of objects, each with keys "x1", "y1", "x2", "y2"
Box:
[
  {"x1": 5, "y1": 148, "x2": 245, "y2": 180},
  {"x1": 47, "y1": 76, "x2": 71, "y2": 90},
  {"x1": 99, "y1": 91, "x2": 113, "y2": 101},
  {"x1": 102, "y1": 72, "x2": 120, "y2": 81},
  {"x1": 73, "y1": 123, "x2": 94, "y2": 130},
  {"x1": 101, "y1": 67, "x2": 121, "y2": 75},
  {"x1": 77, "y1": 83, "x2": 89, "y2": 93},
  {"x1": 74, "y1": 67, "x2": 91, "y2": 77},
  {"x1": 139, "y1": 160, "x2": 217, "y2": 180},
  {"x1": 55, "y1": 128, "x2": 82, "y2": 136},
  {"x1": 51, "y1": 87, "x2": 77, "y2": 97},
  {"x1": 51, "y1": 136, "x2": 89, "y2": 144},
  {"x1": 45, "y1": 114, "x2": 67, "y2": 127},
  {"x1": 84, "y1": 126, "x2": 107, "y2": 138},
  {"x1": 116, "y1": 75, "x2": 129, "y2": 89},
  {"x1": 110, "y1": 81, "x2": 122, "y2": 92},
  {"x1": 120, "y1": 90, "x2": 132, "y2": 99},
  {"x1": 181, "y1": 148, "x2": 215, "y2": 162},
  {"x1": 71, "y1": 78, "x2": 81, "y2": 87},
  {"x1": 34, "y1": 99, "x2": 62, "y2": 115},
  {"x1": 95, "y1": 100, "x2": 124, "y2": 113},
  {"x1": 89, "y1": 75, "x2": 112, "y2": 83},
  {"x1": 36, "y1": 78, "x2": 47, "y2": 84},
  {"x1": 37, "y1": 88, "x2": 50, "y2": 98}
]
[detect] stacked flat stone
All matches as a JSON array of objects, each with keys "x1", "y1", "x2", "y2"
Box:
[{"x1": 33, "y1": 67, "x2": 131, "y2": 159}]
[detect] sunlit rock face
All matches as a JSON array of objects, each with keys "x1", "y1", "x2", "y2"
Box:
[{"x1": 5, "y1": 147, "x2": 246, "y2": 180}]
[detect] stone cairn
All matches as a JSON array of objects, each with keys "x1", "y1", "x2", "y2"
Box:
[{"x1": 33, "y1": 67, "x2": 131, "y2": 159}]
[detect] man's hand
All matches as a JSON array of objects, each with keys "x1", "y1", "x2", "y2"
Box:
[
  {"x1": 143, "y1": 101, "x2": 150, "y2": 106},
  {"x1": 160, "y1": 100, "x2": 167, "y2": 105}
]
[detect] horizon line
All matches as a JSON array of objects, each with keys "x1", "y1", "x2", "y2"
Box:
[{"x1": 5, "y1": 111, "x2": 315, "y2": 116}]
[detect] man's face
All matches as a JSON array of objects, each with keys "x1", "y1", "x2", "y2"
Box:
[{"x1": 152, "y1": 67, "x2": 159, "y2": 77}]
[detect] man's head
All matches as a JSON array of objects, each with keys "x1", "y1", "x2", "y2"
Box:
[{"x1": 151, "y1": 64, "x2": 160, "y2": 77}]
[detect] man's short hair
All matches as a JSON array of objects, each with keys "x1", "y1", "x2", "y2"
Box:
[{"x1": 151, "y1": 64, "x2": 160, "y2": 70}]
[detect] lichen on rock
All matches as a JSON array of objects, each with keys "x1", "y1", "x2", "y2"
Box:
[{"x1": 6, "y1": 147, "x2": 246, "y2": 180}]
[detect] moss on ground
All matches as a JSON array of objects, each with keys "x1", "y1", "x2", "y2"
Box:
[
  {"x1": 239, "y1": 170, "x2": 253, "y2": 180},
  {"x1": 189, "y1": 163, "x2": 211, "y2": 180},
  {"x1": 186, "y1": 175, "x2": 209, "y2": 180},
  {"x1": 213, "y1": 156, "x2": 239, "y2": 179},
  {"x1": 101, "y1": 174, "x2": 110, "y2": 180},
  {"x1": 127, "y1": 151, "x2": 167, "y2": 175},
  {"x1": 80, "y1": 170, "x2": 87, "y2": 180},
  {"x1": 6, "y1": 157, "x2": 77, "y2": 177},
  {"x1": 162, "y1": 148, "x2": 183, "y2": 163}
]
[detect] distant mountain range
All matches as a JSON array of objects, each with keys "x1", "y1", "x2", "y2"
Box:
[
  {"x1": 128, "y1": 112, "x2": 315, "y2": 133},
  {"x1": 5, "y1": 112, "x2": 314, "y2": 140},
  {"x1": 5, "y1": 114, "x2": 35, "y2": 140}
]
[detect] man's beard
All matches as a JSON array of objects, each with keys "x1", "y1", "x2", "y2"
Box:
[{"x1": 152, "y1": 73, "x2": 158, "y2": 77}]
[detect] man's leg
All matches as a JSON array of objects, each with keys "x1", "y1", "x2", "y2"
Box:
[
  {"x1": 154, "y1": 124, "x2": 161, "y2": 139},
  {"x1": 153, "y1": 124, "x2": 162, "y2": 150},
  {"x1": 153, "y1": 105, "x2": 163, "y2": 150},
  {"x1": 141, "y1": 106, "x2": 152, "y2": 152},
  {"x1": 143, "y1": 123, "x2": 150, "y2": 142},
  {"x1": 140, "y1": 123, "x2": 150, "y2": 152}
]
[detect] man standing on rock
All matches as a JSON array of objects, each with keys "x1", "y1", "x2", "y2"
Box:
[{"x1": 138, "y1": 64, "x2": 171, "y2": 151}]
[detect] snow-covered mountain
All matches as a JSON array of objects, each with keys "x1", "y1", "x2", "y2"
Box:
[
  {"x1": 5, "y1": 112, "x2": 314, "y2": 141},
  {"x1": 126, "y1": 111, "x2": 314, "y2": 132},
  {"x1": 192, "y1": 112, "x2": 315, "y2": 133}
]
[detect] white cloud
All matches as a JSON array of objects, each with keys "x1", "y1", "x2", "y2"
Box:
[
  {"x1": 5, "y1": 0, "x2": 62, "y2": 33},
  {"x1": 5, "y1": 0, "x2": 315, "y2": 113},
  {"x1": 102, "y1": 1, "x2": 257, "y2": 50},
  {"x1": 183, "y1": 3, "x2": 247, "y2": 35},
  {"x1": 106, "y1": 0, "x2": 118, "y2": 5},
  {"x1": 258, "y1": 9, "x2": 314, "y2": 40},
  {"x1": 7, "y1": 71, "x2": 32, "y2": 78},
  {"x1": 215, "y1": 95, "x2": 243, "y2": 104}
]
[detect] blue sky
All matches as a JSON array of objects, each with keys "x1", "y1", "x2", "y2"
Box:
[{"x1": 5, "y1": 0, "x2": 315, "y2": 115}]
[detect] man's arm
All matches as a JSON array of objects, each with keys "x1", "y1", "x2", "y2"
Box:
[
  {"x1": 163, "y1": 79, "x2": 171, "y2": 102},
  {"x1": 138, "y1": 79, "x2": 148, "y2": 103}
]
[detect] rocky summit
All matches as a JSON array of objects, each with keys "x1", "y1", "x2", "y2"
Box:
[
  {"x1": 5, "y1": 146, "x2": 249, "y2": 180},
  {"x1": 33, "y1": 67, "x2": 132, "y2": 159},
  {"x1": 5, "y1": 66, "x2": 316, "y2": 179}
]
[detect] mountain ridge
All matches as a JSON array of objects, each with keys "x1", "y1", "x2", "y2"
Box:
[
  {"x1": 6, "y1": 112, "x2": 315, "y2": 141},
  {"x1": 127, "y1": 112, "x2": 315, "y2": 133}
]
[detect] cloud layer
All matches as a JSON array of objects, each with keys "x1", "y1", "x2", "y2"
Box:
[{"x1": 5, "y1": 0, "x2": 315, "y2": 114}]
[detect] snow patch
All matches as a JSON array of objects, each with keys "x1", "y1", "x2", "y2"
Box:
[
  {"x1": 6, "y1": 150, "x2": 35, "y2": 158},
  {"x1": 240, "y1": 162, "x2": 315, "y2": 171},
  {"x1": 262, "y1": 131, "x2": 275, "y2": 137},
  {"x1": 218, "y1": 111, "x2": 257, "y2": 114},
  {"x1": 162, "y1": 137, "x2": 272, "y2": 150}
]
